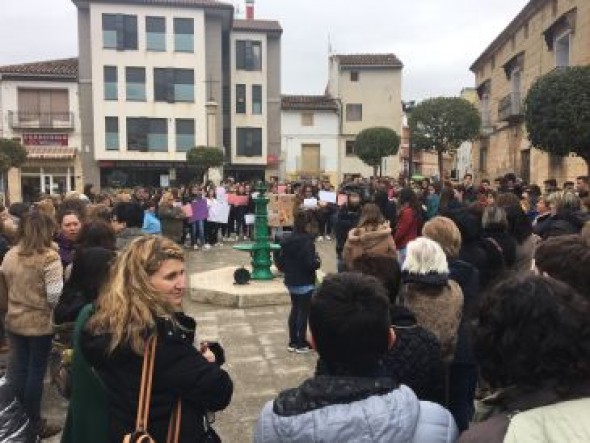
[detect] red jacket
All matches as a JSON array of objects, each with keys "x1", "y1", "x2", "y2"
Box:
[{"x1": 395, "y1": 207, "x2": 420, "y2": 249}]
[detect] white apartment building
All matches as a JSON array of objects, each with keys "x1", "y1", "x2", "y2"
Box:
[
  {"x1": 327, "y1": 54, "x2": 403, "y2": 179},
  {"x1": 72, "y1": 0, "x2": 281, "y2": 188},
  {"x1": 280, "y1": 95, "x2": 339, "y2": 184},
  {"x1": 0, "y1": 58, "x2": 83, "y2": 202}
]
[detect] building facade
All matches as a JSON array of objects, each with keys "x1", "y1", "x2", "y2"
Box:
[
  {"x1": 326, "y1": 54, "x2": 403, "y2": 179},
  {"x1": 470, "y1": 0, "x2": 589, "y2": 185},
  {"x1": 280, "y1": 95, "x2": 339, "y2": 184},
  {"x1": 72, "y1": 0, "x2": 281, "y2": 189},
  {"x1": 0, "y1": 58, "x2": 83, "y2": 202}
]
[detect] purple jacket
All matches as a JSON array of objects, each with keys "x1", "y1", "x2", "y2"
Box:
[{"x1": 55, "y1": 232, "x2": 75, "y2": 267}]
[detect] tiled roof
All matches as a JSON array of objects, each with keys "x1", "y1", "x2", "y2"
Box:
[
  {"x1": 281, "y1": 95, "x2": 338, "y2": 111},
  {"x1": 0, "y1": 58, "x2": 78, "y2": 79},
  {"x1": 76, "y1": 0, "x2": 233, "y2": 10},
  {"x1": 26, "y1": 146, "x2": 77, "y2": 160},
  {"x1": 233, "y1": 19, "x2": 282, "y2": 34},
  {"x1": 333, "y1": 53, "x2": 403, "y2": 68}
]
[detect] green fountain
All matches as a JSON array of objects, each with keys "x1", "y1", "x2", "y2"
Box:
[{"x1": 233, "y1": 182, "x2": 280, "y2": 280}]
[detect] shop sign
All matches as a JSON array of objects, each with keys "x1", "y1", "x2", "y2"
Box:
[{"x1": 23, "y1": 133, "x2": 68, "y2": 146}]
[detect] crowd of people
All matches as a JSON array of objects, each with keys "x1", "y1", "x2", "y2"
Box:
[{"x1": 0, "y1": 170, "x2": 588, "y2": 441}]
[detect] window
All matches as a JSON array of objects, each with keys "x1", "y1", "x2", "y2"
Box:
[
  {"x1": 236, "y1": 84, "x2": 246, "y2": 113},
  {"x1": 174, "y1": 18, "x2": 194, "y2": 52},
  {"x1": 301, "y1": 112, "x2": 314, "y2": 126},
  {"x1": 252, "y1": 85, "x2": 262, "y2": 114},
  {"x1": 146, "y1": 16, "x2": 165, "y2": 51},
  {"x1": 555, "y1": 31, "x2": 570, "y2": 68},
  {"x1": 523, "y1": 21, "x2": 529, "y2": 39},
  {"x1": 345, "y1": 140, "x2": 355, "y2": 156},
  {"x1": 350, "y1": 71, "x2": 359, "y2": 82},
  {"x1": 102, "y1": 14, "x2": 137, "y2": 50},
  {"x1": 237, "y1": 127, "x2": 262, "y2": 157},
  {"x1": 236, "y1": 40, "x2": 262, "y2": 71},
  {"x1": 105, "y1": 117, "x2": 119, "y2": 150},
  {"x1": 126, "y1": 67, "x2": 146, "y2": 101},
  {"x1": 176, "y1": 119, "x2": 195, "y2": 152},
  {"x1": 103, "y1": 66, "x2": 117, "y2": 100},
  {"x1": 479, "y1": 144, "x2": 488, "y2": 171},
  {"x1": 346, "y1": 104, "x2": 362, "y2": 121},
  {"x1": 17, "y1": 89, "x2": 69, "y2": 125},
  {"x1": 154, "y1": 68, "x2": 194, "y2": 102},
  {"x1": 127, "y1": 118, "x2": 167, "y2": 152}
]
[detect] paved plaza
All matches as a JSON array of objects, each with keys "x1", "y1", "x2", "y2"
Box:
[{"x1": 35, "y1": 239, "x2": 338, "y2": 442}]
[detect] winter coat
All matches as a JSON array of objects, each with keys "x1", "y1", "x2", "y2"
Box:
[
  {"x1": 383, "y1": 305, "x2": 446, "y2": 406},
  {"x1": 426, "y1": 194, "x2": 440, "y2": 220},
  {"x1": 342, "y1": 223, "x2": 396, "y2": 270},
  {"x1": 333, "y1": 206, "x2": 361, "y2": 259},
  {"x1": 115, "y1": 227, "x2": 145, "y2": 251},
  {"x1": 158, "y1": 206, "x2": 186, "y2": 242},
  {"x1": 459, "y1": 381, "x2": 590, "y2": 443},
  {"x1": 2, "y1": 245, "x2": 62, "y2": 336},
  {"x1": 402, "y1": 273, "x2": 464, "y2": 362},
  {"x1": 395, "y1": 207, "x2": 420, "y2": 250},
  {"x1": 254, "y1": 376, "x2": 458, "y2": 443},
  {"x1": 449, "y1": 259, "x2": 480, "y2": 365},
  {"x1": 534, "y1": 210, "x2": 590, "y2": 239},
  {"x1": 81, "y1": 312, "x2": 233, "y2": 443},
  {"x1": 482, "y1": 227, "x2": 517, "y2": 269},
  {"x1": 276, "y1": 232, "x2": 320, "y2": 287},
  {"x1": 142, "y1": 210, "x2": 162, "y2": 235}
]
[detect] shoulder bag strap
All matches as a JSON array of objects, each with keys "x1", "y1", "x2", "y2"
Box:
[
  {"x1": 166, "y1": 401, "x2": 182, "y2": 443},
  {"x1": 136, "y1": 336, "x2": 157, "y2": 433}
]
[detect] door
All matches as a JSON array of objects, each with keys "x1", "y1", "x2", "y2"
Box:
[
  {"x1": 521, "y1": 149, "x2": 531, "y2": 185},
  {"x1": 301, "y1": 144, "x2": 320, "y2": 176}
]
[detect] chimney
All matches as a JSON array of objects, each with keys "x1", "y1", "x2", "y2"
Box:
[{"x1": 245, "y1": 0, "x2": 254, "y2": 20}]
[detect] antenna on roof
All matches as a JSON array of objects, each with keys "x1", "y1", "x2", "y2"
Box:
[{"x1": 328, "y1": 33, "x2": 334, "y2": 56}]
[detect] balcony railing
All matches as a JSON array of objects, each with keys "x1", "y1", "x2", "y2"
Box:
[
  {"x1": 8, "y1": 111, "x2": 75, "y2": 130},
  {"x1": 498, "y1": 92, "x2": 523, "y2": 122}
]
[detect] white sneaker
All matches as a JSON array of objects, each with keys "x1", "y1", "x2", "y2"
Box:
[
  {"x1": 317, "y1": 236, "x2": 324, "y2": 242},
  {"x1": 204, "y1": 244, "x2": 212, "y2": 250},
  {"x1": 325, "y1": 235, "x2": 332, "y2": 241},
  {"x1": 193, "y1": 244, "x2": 199, "y2": 250},
  {"x1": 217, "y1": 242, "x2": 223, "y2": 247}
]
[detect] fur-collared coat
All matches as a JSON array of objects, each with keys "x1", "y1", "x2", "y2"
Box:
[{"x1": 342, "y1": 223, "x2": 396, "y2": 270}]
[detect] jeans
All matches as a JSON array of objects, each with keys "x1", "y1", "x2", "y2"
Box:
[
  {"x1": 7, "y1": 333, "x2": 53, "y2": 425},
  {"x1": 448, "y1": 363, "x2": 478, "y2": 432},
  {"x1": 288, "y1": 291, "x2": 313, "y2": 347},
  {"x1": 191, "y1": 220, "x2": 206, "y2": 245}
]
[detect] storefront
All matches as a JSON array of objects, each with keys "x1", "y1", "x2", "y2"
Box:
[{"x1": 99, "y1": 160, "x2": 199, "y2": 189}]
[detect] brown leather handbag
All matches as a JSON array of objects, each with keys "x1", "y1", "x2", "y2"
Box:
[{"x1": 123, "y1": 336, "x2": 182, "y2": 443}]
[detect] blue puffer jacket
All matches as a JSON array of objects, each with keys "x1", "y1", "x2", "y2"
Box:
[{"x1": 254, "y1": 377, "x2": 458, "y2": 443}]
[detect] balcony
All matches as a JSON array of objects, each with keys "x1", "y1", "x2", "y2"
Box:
[
  {"x1": 8, "y1": 111, "x2": 75, "y2": 130},
  {"x1": 498, "y1": 92, "x2": 523, "y2": 123}
]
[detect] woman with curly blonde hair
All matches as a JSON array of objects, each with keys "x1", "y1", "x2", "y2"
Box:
[{"x1": 67, "y1": 236, "x2": 232, "y2": 442}]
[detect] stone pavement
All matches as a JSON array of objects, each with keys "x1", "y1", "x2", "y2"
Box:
[{"x1": 37, "y1": 238, "x2": 338, "y2": 442}]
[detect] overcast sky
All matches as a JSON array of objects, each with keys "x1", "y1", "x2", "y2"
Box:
[{"x1": 0, "y1": 0, "x2": 529, "y2": 100}]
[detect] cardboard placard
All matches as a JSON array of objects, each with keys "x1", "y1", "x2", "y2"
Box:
[
  {"x1": 208, "y1": 201, "x2": 230, "y2": 223},
  {"x1": 337, "y1": 194, "x2": 348, "y2": 206},
  {"x1": 193, "y1": 199, "x2": 208, "y2": 221},
  {"x1": 303, "y1": 198, "x2": 318, "y2": 209},
  {"x1": 319, "y1": 191, "x2": 337, "y2": 204},
  {"x1": 267, "y1": 194, "x2": 296, "y2": 227},
  {"x1": 245, "y1": 214, "x2": 256, "y2": 225},
  {"x1": 182, "y1": 203, "x2": 193, "y2": 218}
]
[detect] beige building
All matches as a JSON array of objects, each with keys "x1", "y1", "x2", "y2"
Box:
[
  {"x1": 326, "y1": 54, "x2": 403, "y2": 179},
  {"x1": 0, "y1": 58, "x2": 83, "y2": 202},
  {"x1": 72, "y1": 0, "x2": 281, "y2": 188},
  {"x1": 470, "y1": 0, "x2": 589, "y2": 186}
]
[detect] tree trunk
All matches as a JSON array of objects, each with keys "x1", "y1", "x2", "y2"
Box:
[{"x1": 437, "y1": 149, "x2": 444, "y2": 181}]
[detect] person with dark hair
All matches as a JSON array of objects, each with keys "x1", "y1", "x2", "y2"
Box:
[
  {"x1": 502, "y1": 205, "x2": 538, "y2": 272},
  {"x1": 459, "y1": 274, "x2": 590, "y2": 442},
  {"x1": 463, "y1": 173, "x2": 477, "y2": 204},
  {"x1": 342, "y1": 203, "x2": 396, "y2": 270},
  {"x1": 543, "y1": 178, "x2": 558, "y2": 194},
  {"x1": 254, "y1": 272, "x2": 458, "y2": 443},
  {"x1": 373, "y1": 188, "x2": 397, "y2": 231},
  {"x1": 395, "y1": 188, "x2": 422, "y2": 263},
  {"x1": 111, "y1": 202, "x2": 145, "y2": 250},
  {"x1": 535, "y1": 234, "x2": 590, "y2": 299},
  {"x1": 535, "y1": 190, "x2": 590, "y2": 239},
  {"x1": 481, "y1": 205, "x2": 517, "y2": 270},
  {"x1": 577, "y1": 175, "x2": 589, "y2": 198},
  {"x1": 333, "y1": 192, "x2": 362, "y2": 272},
  {"x1": 77, "y1": 220, "x2": 117, "y2": 251},
  {"x1": 350, "y1": 254, "x2": 446, "y2": 406},
  {"x1": 439, "y1": 186, "x2": 463, "y2": 215},
  {"x1": 425, "y1": 182, "x2": 441, "y2": 220},
  {"x1": 83, "y1": 184, "x2": 97, "y2": 204},
  {"x1": 141, "y1": 199, "x2": 162, "y2": 235},
  {"x1": 56, "y1": 209, "x2": 83, "y2": 268},
  {"x1": 275, "y1": 210, "x2": 321, "y2": 353}
]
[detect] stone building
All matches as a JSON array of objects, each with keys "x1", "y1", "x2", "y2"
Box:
[{"x1": 470, "y1": 0, "x2": 589, "y2": 186}]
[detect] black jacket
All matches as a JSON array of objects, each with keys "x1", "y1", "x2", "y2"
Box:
[
  {"x1": 534, "y1": 210, "x2": 590, "y2": 239},
  {"x1": 482, "y1": 227, "x2": 517, "y2": 270},
  {"x1": 334, "y1": 207, "x2": 361, "y2": 259},
  {"x1": 81, "y1": 313, "x2": 233, "y2": 443},
  {"x1": 276, "y1": 232, "x2": 319, "y2": 287},
  {"x1": 382, "y1": 305, "x2": 446, "y2": 406}
]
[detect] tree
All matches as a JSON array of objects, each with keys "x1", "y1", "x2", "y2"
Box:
[
  {"x1": 186, "y1": 146, "x2": 224, "y2": 183},
  {"x1": 525, "y1": 66, "x2": 590, "y2": 175},
  {"x1": 408, "y1": 97, "x2": 481, "y2": 180},
  {"x1": 354, "y1": 127, "x2": 401, "y2": 177},
  {"x1": 0, "y1": 138, "x2": 28, "y2": 204}
]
